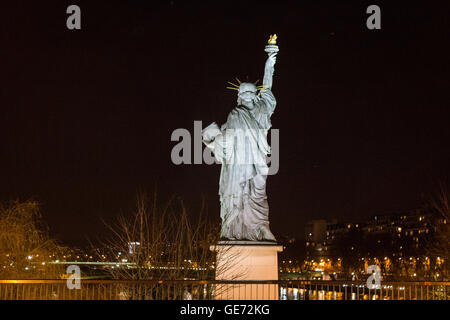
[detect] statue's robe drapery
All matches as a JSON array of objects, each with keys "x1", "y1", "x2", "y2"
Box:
[{"x1": 204, "y1": 89, "x2": 276, "y2": 241}]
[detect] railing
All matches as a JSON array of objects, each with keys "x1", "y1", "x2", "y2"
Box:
[{"x1": 0, "y1": 280, "x2": 449, "y2": 300}]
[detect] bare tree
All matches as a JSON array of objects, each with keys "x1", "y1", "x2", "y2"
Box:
[
  {"x1": 97, "y1": 192, "x2": 244, "y2": 299},
  {"x1": 426, "y1": 184, "x2": 450, "y2": 279},
  {"x1": 0, "y1": 200, "x2": 67, "y2": 279}
]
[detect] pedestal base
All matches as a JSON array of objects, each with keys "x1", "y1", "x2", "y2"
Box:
[{"x1": 210, "y1": 241, "x2": 283, "y2": 300}]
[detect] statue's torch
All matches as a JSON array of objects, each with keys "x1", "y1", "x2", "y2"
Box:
[{"x1": 265, "y1": 34, "x2": 279, "y2": 56}]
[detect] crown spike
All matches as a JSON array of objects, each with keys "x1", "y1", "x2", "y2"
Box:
[
  {"x1": 226, "y1": 86, "x2": 239, "y2": 91},
  {"x1": 227, "y1": 81, "x2": 240, "y2": 88},
  {"x1": 235, "y1": 77, "x2": 242, "y2": 84}
]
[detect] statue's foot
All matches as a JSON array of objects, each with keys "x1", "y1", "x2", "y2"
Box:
[{"x1": 260, "y1": 226, "x2": 276, "y2": 242}]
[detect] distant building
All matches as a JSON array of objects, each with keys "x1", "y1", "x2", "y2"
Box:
[
  {"x1": 128, "y1": 242, "x2": 141, "y2": 255},
  {"x1": 324, "y1": 209, "x2": 438, "y2": 258},
  {"x1": 304, "y1": 208, "x2": 447, "y2": 279},
  {"x1": 304, "y1": 219, "x2": 329, "y2": 260}
]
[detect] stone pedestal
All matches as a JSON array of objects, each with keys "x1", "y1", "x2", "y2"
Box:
[{"x1": 210, "y1": 241, "x2": 283, "y2": 300}]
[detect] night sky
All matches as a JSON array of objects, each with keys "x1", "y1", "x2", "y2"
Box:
[{"x1": 1, "y1": 1, "x2": 449, "y2": 246}]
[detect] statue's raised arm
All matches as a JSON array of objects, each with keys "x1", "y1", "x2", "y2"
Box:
[{"x1": 262, "y1": 34, "x2": 279, "y2": 91}]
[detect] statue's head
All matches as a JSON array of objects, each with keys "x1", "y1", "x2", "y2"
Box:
[
  {"x1": 227, "y1": 78, "x2": 264, "y2": 109},
  {"x1": 237, "y1": 82, "x2": 258, "y2": 108}
]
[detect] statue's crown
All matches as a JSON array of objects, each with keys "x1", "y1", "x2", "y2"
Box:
[{"x1": 226, "y1": 78, "x2": 266, "y2": 92}]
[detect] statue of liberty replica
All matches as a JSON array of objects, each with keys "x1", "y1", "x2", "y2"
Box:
[{"x1": 203, "y1": 35, "x2": 279, "y2": 242}]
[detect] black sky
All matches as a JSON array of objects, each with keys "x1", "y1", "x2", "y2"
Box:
[{"x1": 1, "y1": 1, "x2": 449, "y2": 246}]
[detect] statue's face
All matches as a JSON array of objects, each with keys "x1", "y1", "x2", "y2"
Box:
[{"x1": 238, "y1": 83, "x2": 257, "y2": 108}]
